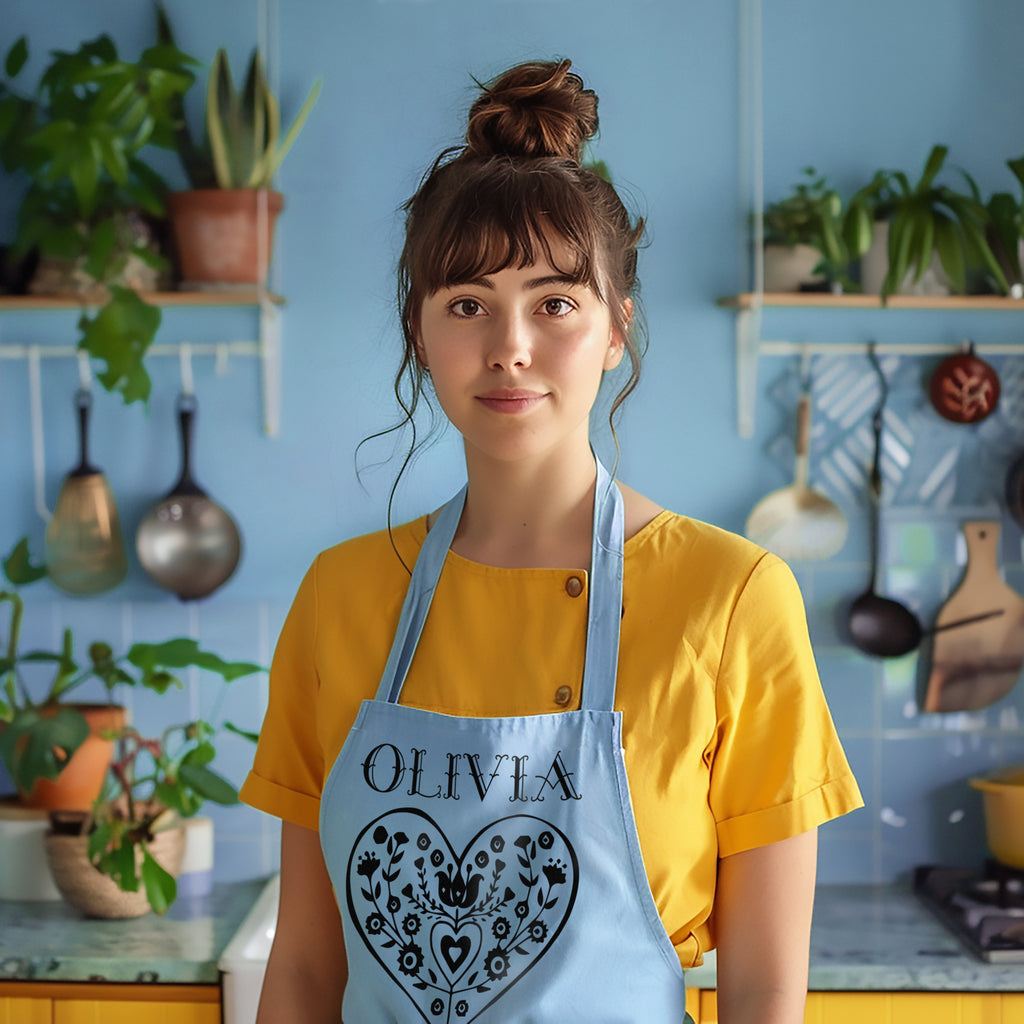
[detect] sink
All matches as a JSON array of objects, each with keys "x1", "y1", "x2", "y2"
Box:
[{"x1": 219, "y1": 873, "x2": 279, "y2": 1024}]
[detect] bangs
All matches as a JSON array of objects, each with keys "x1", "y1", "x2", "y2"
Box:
[{"x1": 411, "y1": 160, "x2": 607, "y2": 300}]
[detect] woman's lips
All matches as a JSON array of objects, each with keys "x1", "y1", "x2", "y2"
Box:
[{"x1": 476, "y1": 390, "x2": 547, "y2": 413}]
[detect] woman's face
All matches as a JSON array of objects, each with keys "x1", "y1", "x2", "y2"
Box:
[{"x1": 415, "y1": 237, "x2": 626, "y2": 467}]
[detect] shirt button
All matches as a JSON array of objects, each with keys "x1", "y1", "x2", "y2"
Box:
[
  {"x1": 565, "y1": 575, "x2": 584, "y2": 598},
  {"x1": 554, "y1": 685, "x2": 573, "y2": 706}
]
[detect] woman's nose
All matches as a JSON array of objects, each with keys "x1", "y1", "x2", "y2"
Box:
[{"x1": 487, "y1": 315, "x2": 532, "y2": 370}]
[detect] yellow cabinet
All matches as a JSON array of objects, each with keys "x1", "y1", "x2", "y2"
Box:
[
  {"x1": 0, "y1": 998, "x2": 50, "y2": 1024},
  {"x1": 0, "y1": 983, "x2": 219, "y2": 1024},
  {"x1": 696, "y1": 990, "x2": 1024, "y2": 1023}
]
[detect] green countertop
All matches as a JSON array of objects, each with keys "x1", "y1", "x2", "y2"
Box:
[
  {"x1": 0, "y1": 877, "x2": 269, "y2": 985},
  {"x1": 5, "y1": 881, "x2": 1024, "y2": 991},
  {"x1": 685, "y1": 884, "x2": 1024, "y2": 992}
]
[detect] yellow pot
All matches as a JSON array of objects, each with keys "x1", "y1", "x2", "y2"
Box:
[{"x1": 970, "y1": 767, "x2": 1024, "y2": 869}]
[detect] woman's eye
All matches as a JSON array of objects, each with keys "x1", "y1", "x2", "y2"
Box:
[
  {"x1": 449, "y1": 299, "x2": 484, "y2": 317},
  {"x1": 541, "y1": 298, "x2": 574, "y2": 317}
]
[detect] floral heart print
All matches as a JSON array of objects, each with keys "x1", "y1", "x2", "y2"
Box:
[{"x1": 346, "y1": 810, "x2": 578, "y2": 1023}]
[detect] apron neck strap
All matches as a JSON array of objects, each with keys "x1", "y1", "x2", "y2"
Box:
[{"x1": 374, "y1": 454, "x2": 624, "y2": 713}]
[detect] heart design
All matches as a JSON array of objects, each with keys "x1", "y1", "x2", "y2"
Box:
[{"x1": 346, "y1": 809, "x2": 578, "y2": 1023}]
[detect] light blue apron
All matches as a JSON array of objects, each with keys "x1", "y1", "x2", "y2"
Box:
[{"x1": 320, "y1": 458, "x2": 688, "y2": 1023}]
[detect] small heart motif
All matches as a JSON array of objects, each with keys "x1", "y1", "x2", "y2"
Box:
[
  {"x1": 435, "y1": 923, "x2": 477, "y2": 980},
  {"x1": 346, "y1": 809, "x2": 578, "y2": 1023}
]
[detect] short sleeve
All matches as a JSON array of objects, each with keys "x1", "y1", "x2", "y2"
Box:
[
  {"x1": 239, "y1": 556, "x2": 325, "y2": 830},
  {"x1": 709, "y1": 553, "x2": 863, "y2": 856}
]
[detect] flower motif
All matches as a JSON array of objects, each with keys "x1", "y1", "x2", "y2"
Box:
[
  {"x1": 430, "y1": 848, "x2": 445, "y2": 867},
  {"x1": 538, "y1": 831, "x2": 554, "y2": 849},
  {"x1": 475, "y1": 850, "x2": 489, "y2": 868},
  {"x1": 387, "y1": 895, "x2": 401, "y2": 913},
  {"x1": 356, "y1": 852, "x2": 380, "y2": 878},
  {"x1": 417, "y1": 833, "x2": 431, "y2": 850},
  {"x1": 403, "y1": 913, "x2": 421, "y2": 935},
  {"x1": 455, "y1": 1000, "x2": 469, "y2": 1017},
  {"x1": 365, "y1": 912, "x2": 385, "y2": 935},
  {"x1": 490, "y1": 836, "x2": 504, "y2": 853},
  {"x1": 373, "y1": 825, "x2": 389, "y2": 845},
  {"x1": 514, "y1": 900, "x2": 529, "y2": 919},
  {"x1": 394, "y1": 831, "x2": 409, "y2": 845},
  {"x1": 431, "y1": 998, "x2": 445, "y2": 1015},
  {"x1": 542, "y1": 859, "x2": 566, "y2": 886},
  {"x1": 492, "y1": 916, "x2": 511, "y2": 939},
  {"x1": 528, "y1": 920, "x2": 548, "y2": 943},
  {"x1": 397, "y1": 940, "x2": 423, "y2": 977},
  {"x1": 435, "y1": 863, "x2": 483, "y2": 909},
  {"x1": 513, "y1": 835, "x2": 531, "y2": 851},
  {"x1": 483, "y1": 946, "x2": 510, "y2": 981}
]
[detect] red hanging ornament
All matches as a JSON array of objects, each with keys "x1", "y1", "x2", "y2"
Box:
[{"x1": 928, "y1": 341, "x2": 1000, "y2": 424}]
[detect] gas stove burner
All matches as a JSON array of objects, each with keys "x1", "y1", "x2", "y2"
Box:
[{"x1": 914, "y1": 864, "x2": 1024, "y2": 963}]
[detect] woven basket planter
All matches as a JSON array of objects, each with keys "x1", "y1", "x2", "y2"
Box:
[{"x1": 44, "y1": 824, "x2": 186, "y2": 918}]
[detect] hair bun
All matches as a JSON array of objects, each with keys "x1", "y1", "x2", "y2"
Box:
[{"x1": 465, "y1": 59, "x2": 598, "y2": 162}]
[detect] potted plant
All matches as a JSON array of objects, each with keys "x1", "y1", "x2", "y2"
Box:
[
  {"x1": 0, "y1": 537, "x2": 261, "y2": 814},
  {"x1": 45, "y1": 712, "x2": 253, "y2": 917},
  {"x1": 158, "y1": 6, "x2": 321, "y2": 287},
  {"x1": 0, "y1": 32, "x2": 197, "y2": 405},
  {"x1": 761, "y1": 168, "x2": 860, "y2": 293},
  {"x1": 850, "y1": 145, "x2": 1008, "y2": 302},
  {"x1": 985, "y1": 155, "x2": 1024, "y2": 298}
]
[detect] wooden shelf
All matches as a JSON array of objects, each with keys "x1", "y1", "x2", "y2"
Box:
[
  {"x1": 721, "y1": 292, "x2": 1024, "y2": 438},
  {"x1": 719, "y1": 292, "x2": 1024, "y2": 311},
  {"x1": 0, "y1": 290, "x2": 284, "y2": 311}
]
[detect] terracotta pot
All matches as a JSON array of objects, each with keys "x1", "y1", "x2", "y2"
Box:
[
  {"x1": 45, "y1": 822, "x2": 185, "y2": 918},
  {"x1": 166, "y1": 189, "x2": 284, "y2": 286},
  {"x1": 19, "y1": 704, "x2": 126, "y2": 812}
]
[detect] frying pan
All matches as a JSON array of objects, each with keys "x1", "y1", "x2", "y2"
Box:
[
  {"x1": 136, "y1": 392, "x2": 242, "y2": 601},
  {"x1": 744, "y1": 384, "x2": 847, "y2": 561}
]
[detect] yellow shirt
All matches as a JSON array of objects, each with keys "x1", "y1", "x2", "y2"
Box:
[{"x1": 241, "y1": 509, "x2": 863, "y2": 968}]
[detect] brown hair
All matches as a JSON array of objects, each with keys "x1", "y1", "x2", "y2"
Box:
[{"x1": 366, "y1": 59, "x2": 646, "y2": 535}]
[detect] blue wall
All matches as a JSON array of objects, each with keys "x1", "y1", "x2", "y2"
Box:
[{"x1": 3, "y1": 0, "x2": 1024, "y2": 886}]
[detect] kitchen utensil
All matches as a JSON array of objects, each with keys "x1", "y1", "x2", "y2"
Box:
[
  {"x1": 970, "y1": 767, "x2": 1024, "y2": 870},
  {"x1": 1005, "y1": 451, "x2": 1024, "y2": 529},
  {"x1": 744, "y1": 383, "x2": 847, "y2": 561},
  {"x1": 845, "y1": 351, "x2": 1000, "y2": 658},
  {"x1": 923, "y1": 520, "x2": 1024, "y2": 712},
  {"x1": 45, "y1": 389, "x2": 128, "y2": 595},
  {"x1": 928, "y1": 340, "x2": 1000, "y2": 424},
  {"x1": 136, "y1": 392, "x2": 242, "y2": 601}
]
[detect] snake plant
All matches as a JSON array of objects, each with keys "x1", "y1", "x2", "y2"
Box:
[{"x1": 206, "y1": 48, "x2": 321, "y2": 189}]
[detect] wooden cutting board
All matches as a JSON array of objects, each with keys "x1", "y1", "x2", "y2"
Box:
[{"x1": 924, "y1": 521, "x2": 1024, "y2": 712}]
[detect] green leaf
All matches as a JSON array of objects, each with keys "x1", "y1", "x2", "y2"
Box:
[
  {"x1": 83, "y1": 218, "x2": 117, "y2": 282},
  {"x1": 1008, "y1": 156, "x2": 1024, "y2": 194},
  {"x1": 5, "y1": 37, "x2": 28, "y2": 78},
  {"x1": 932, "y1": 212, "x2": 966, "y2": 293},
  {"x1": 3, "y1": 538, "x2": 47, "y2": 585},
  {"x1": 0, "y1": 706, "x2": 89, "y2": 792},
  {"x1": 141, "y1": 848, "x2": 177, "y2": 914},
  {"x1": 207, "y1": 48, "x2": 237, "y2": 188},
  {"x1": 100, "y1": 833, "x2": 140, "y2": 892},
  {"x1": 127, "y1": 638, "x2": 264, "y2": 682},
  {"x1": 917, "y1": 145, "x2": 948, "y2": 194},
  {"x1": 181, "y1": 740, "x2": 216, "y2": 768},
  {"x1": 77, "y1": 286, "x2": 161, "y2": 406},
  {"x1": 224, "y1": 720, "x2": 259, "y2": 743},
  {"x1": 179, "y1": 762, "x2": 239, "y2": 805},
  {"x1": 258, "y1": 76, "x2": 321, "y2": 188}
]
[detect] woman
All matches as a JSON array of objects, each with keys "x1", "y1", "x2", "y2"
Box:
[{"x1": 241, "y1": 58, "x2": 862, "y2": 1024}]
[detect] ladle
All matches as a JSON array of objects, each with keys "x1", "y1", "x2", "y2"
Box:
[{"x1": 848, "y1": 348, "x2": 1003, "y2": 658}]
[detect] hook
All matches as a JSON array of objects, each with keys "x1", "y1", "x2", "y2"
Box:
[
  {"x1": 76, "y1": 351, "x2": 93, "y2": 391},
  {"x1": 867, "y1": 341, "x2": 888, "y2": 413},
  {"x1": 179, "y1": 342, "x2": 195, "y2": 396}
]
